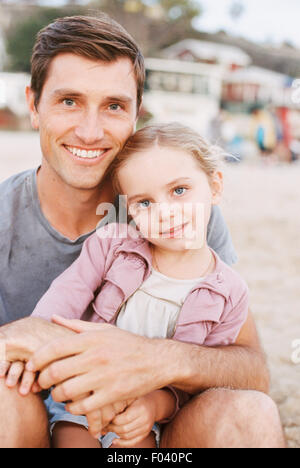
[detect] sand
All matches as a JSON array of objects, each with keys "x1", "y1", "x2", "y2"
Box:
[
  {"x1": 222, "y1": 162, "x2": 300, "y2": 448},
  {"x1": 0, "y1": 130, "x2": 300, "y2": 447}
]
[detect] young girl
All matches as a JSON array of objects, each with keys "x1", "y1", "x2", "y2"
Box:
[{"x1": 5, "y1": 123, "x2": 249, "y2": 448}]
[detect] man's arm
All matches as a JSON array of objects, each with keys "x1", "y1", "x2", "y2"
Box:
[
  {"x1": 25, "y1": 310, "x2": 269, "y2": 417},
  {"x1": 168, "y1": 311, "x2": 269, "y2": 394}
]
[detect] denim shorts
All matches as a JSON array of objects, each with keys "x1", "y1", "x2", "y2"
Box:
[{"x1": 45, "y1": 394, "x2": 160, "y2": 448}]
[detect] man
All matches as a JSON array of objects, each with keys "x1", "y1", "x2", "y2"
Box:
[{"x1": 0, "y1": 14, "x2": 285, "y2": 448}]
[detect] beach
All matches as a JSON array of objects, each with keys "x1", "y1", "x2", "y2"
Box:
[
  {"x1": 1, "y1": 130, "x2": 300, "y2": 447},
  {"x1": 222, "y1": 162, "x2": 300, "y2": 448}
]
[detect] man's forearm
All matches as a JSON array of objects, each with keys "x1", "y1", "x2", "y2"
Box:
[{"x1": 154, "y1": 339, "x2": 269, "y2": 395}]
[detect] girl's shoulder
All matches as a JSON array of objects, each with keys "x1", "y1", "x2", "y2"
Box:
[{"x1": 205, "y1": 249, "x2": 249, "y2": 305}]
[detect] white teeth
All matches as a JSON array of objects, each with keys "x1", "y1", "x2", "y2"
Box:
[{"x1": 66, "y1": 147, "x2": 105, "y2": 159}]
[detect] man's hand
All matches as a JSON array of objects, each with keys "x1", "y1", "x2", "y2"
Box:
[
  {"x1": 0, "y1": 317, "x2": 75, "y2": 363},
  {"x1": 26, "y1": 316, "x2": 172, "y2": 412},
  {"x1": 25, "y1": 310, "x2": 267, "y2": 417}
]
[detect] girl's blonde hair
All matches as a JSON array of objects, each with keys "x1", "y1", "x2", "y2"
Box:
[{"x1": 111, "y1": 122, "x2": 224, "y2": 194}]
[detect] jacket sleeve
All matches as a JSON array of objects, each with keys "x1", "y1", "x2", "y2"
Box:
[
  {"x1": 31, "y1": 231, "x2": 109, "y2": 322},
  {"x1": 204, "y1": 284, "x2": 249, "y2": 347}
]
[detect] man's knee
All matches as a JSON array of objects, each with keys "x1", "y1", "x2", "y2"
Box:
[
  {"x1": 201, "y1": 388, "x2": 285, "y2": 447},
  {"x1": 161, "y1": 388, "x2": 286, "y2": 448},
  {"x1": 191, "y1": 388, "x2": 286, "y2": 448},
  {"x1": 0, "y1": 379, "x2": 50, "y2": 448}
]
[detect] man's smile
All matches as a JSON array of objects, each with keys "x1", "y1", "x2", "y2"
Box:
[{"x1": 63, "y1": 144, "x2": 111, "y2": 163}]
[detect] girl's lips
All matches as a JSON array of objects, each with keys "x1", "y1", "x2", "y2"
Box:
[{"x1": 160, "y1": 222, "x2": 189, "y2": 238}]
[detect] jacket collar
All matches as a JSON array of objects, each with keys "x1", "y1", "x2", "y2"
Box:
[
  {"x1": 116, "y1": 239, "x2": 231, "y2": 301},
  {"x1": 115, "y1": 236, "x2": 153, "y2": 275}
]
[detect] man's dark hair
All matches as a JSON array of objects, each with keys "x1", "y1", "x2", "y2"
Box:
[{"x1": 30, "y1": 14, "x2": 145, "y2": 111}]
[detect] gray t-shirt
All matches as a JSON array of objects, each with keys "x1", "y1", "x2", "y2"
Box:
[{"x1": 0, "y1": 168, "x2": 237, "y2": 326}]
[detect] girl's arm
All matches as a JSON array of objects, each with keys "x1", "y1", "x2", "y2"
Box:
[
  {"x1": 149, "y1": 388, "x2": 177, "y2": 423},
  {"x1": 32, "y1": 232, "x2": 108, "y2": 321}
]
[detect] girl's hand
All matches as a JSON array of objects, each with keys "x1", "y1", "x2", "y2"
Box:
[
  {"x1": 0, "y1": 360, "x2": 39, "y2": 395},
  {"x1": 105, "y1": 394, "x2": 157, "y2": 448},
  {"x1": 85, "y1": 400, "x2": 133, "y2": 440}
]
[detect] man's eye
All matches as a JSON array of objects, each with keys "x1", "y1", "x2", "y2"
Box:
[
  {"x1": 63, "y1": 99, "x2": 76, "y2": 107},
  {"x1": 109, "y1": 103, "x2": 121, "y2": 111},
  {"x1": 174, "y1": 187, "x2": 186, "y2": 196}
]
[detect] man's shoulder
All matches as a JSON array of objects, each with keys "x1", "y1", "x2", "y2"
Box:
[
  {"x1": 0, "y1": 169, "x2": 36, "y2": 232},
  {"x1": 208, "y1": 206, "x2": 238, "y2": 266},
  {"x1": 0, "y1": 169, "x2": 35, "y2": 198}
]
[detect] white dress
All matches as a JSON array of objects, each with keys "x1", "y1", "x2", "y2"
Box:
[{"x1": 116, "y1": 268, "x2": 203, "y2": 339}]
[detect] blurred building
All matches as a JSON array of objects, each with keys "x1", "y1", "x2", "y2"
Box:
[
  {"x1": 162, "y1": 39, "x2": 251, "y2": 70},
  {"x1": 144, "y1": 57, "x2": 223, "y2": 136},
  {"x1": 0, "y1": 72, "x2": 30, "y2": 130},
  {"x1": 222, "y1": 66, "x2": 294, "y2": 112},
  {"x1": 150, "y1": 38, "x2": 300, "y2": 163}
]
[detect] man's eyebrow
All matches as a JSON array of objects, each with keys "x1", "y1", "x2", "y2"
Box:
[
  {"x1": 102, "y1": 94, "x2": 134, "y2": 104},
  {"x1": 51, "y1": 90, "x2": 134, "y2": 104},
  {"x1": 51, "y1": 89, "x2": 83, "y2": 98}
]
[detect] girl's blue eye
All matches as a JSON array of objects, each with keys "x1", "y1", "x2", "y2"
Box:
[
  {"x1": 174, "y1": 187, "x2": 186, "y2": 196},
  {"x1": 138, "y1": 200, "x2": 151, "y2": 209}
]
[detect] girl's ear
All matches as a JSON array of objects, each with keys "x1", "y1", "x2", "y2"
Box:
[
  {"x1": 25, "y1": 86, "x2": 39, "y2": 130},
  {"x1": 211, "y1": 171, "x2": 224, "y2": 205}
]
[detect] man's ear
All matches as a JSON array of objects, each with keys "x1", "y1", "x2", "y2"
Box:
[
  {"x1": 25, "y1": 86, "x2": 39, "y2": 130},
  {"x1": 211, "y1": 171, "x2": 224, "y2": 205}
]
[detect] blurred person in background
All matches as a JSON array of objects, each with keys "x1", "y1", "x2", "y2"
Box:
[{"x1": 250, "y1": 104, "x2": 278, "y2": 163}]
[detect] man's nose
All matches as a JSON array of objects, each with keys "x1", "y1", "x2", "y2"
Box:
[{"x1": 74, "y1": 111, "x2": 105, "y2": 145}]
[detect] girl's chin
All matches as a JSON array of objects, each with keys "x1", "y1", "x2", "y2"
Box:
[{"x1": 149, "y1": 239, "x2": 193, "y2": 251}]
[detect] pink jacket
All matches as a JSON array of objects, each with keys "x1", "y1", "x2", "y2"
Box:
[{"x1": 32, "y1": 223, "x2": 249, "y2": 418}]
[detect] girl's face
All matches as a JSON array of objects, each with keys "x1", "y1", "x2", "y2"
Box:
[{"x1": 117, "y1": 145, "x2": 223, "y2": 251}]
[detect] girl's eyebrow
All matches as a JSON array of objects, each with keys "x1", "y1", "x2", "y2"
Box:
[
  {"x1": 166, "y1": 177, "x2": 193, "y2": 188},
  {"x1": 128, "y1": 178, "x2": 192, "y2": 204},
  {"x1": 128, "y1": 193, "x2": 149, "y2": 204}
]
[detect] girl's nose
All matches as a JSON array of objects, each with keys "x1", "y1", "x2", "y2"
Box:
[{"x1": 158, "y1": 203, "x2": 182, "y2": 222}]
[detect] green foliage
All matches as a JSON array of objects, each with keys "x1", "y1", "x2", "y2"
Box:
[
  {"x1": 5, "y1": 1, "x2": 202, "y2": 72},
  {"x1": 158, "y1": 0, "x2": 201, "y2": 21},
  {"x1": 97, "y1": 0, "x2": 201, "y2": 21},
  {"x1": 6, "y1": 6, "x2": 83, "y2": 72}
]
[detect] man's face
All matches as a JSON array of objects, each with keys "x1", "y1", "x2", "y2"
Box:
[{"x1": 27, "y1": 53, "x2": 138, "y2": 190}]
